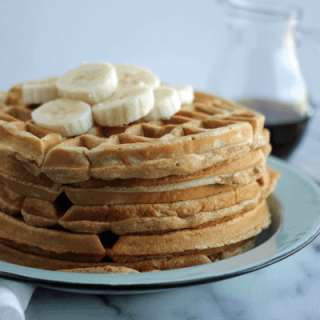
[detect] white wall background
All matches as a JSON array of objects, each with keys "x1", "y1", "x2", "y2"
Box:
[{"x1": 0, "y1": 0, "x2": 320, "y2": 100}]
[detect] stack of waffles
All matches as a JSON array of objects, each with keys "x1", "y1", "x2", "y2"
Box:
[{"x1": 0, "y1": 66, "x2": 279, "y2": 274}]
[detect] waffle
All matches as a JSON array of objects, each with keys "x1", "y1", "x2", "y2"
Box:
[
  {"x1": 106, "y1": 199, "x2": 270, "y2": 263},
  {"x1": 0, "y1": 140, "x2": 268, "y2": 205},
  {"x1": 0, "y1": 91, "x2": 269, "y2": 183},
  {"x1": 0, "y1": 182, "x2": 24, "y2": 216},
  {"x1": 0, "y1": 86, "x2": 280, "y2": 273},
  {"x1": 21, "y1": 197, "x2": 59, "y2": 228},
  {"x1": 0, "y1": 239, "x2": 256, "y2": 272}
]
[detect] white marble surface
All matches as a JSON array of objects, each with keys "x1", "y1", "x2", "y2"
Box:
[{"x1": 23, "y1": 102, "x2": 320, "y2": 320}]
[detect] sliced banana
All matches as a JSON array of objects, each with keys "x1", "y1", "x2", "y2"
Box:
[
  {"x1": 92, "y1": 85, "x2": 154, "y2": 126},
  {"x1": 32, "y1": 98, "x2": 93, "y2": 137},
  {"x1": 56, "y1": 62, "x2": 118, "y2": 104},
  {"x1": 142, "y1": 86, "x2": 181, "y2": 122},
  {"x1": 116, "y1": 64, "x2": 160, "y2": 90},
  {"x1": 162, "y1": 84, "x2": 194, "y2": 105},
  {"x1": 22, "y1": 77, "x2": 59, "y2": 105}
]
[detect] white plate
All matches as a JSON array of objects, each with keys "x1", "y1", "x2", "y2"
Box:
[{"x1": 0, "y1": 156, "x2": 319, "y2": 295}]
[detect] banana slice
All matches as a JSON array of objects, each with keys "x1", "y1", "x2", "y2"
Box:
[
  {"x1": 116, "y1": 64, "x2": 160, "y2": 90},
  {"x1": 32, "y1": 98, "x2": 93, "y2": 137},
  {"x1": 22, "y1": 77, "x2": 59, "y2": 105},
  {"x1": 56, "y1": 62, "x2": 118, "y2": 104},
  {"x1": 162, "y1": 84, "x2": 194, "y2": 105},
  {"x1": 143, "y1": 86, "x2": 181, "y2": 122},
  {"x1": 92, "y1": 85, "x2": 154, "y2": 126}
]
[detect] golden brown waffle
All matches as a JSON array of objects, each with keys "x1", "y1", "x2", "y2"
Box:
[
  {"x1": 58, "y1": 266, "x2": 140, "y2": 274},
  {"x1": 58, "y1": 237, "x2": 257, "y2": 272},
  {"x1": 106, "y1": 199, "x2": 270, "y2": 263},
  {"x1": 0, "y1": 237, "x2": 256, "y2": 272},
  {"x1": 0, "y1": 92, "x2": 7, "y2": 105},
  {"x1": 0, "y1": 182, "x2": 24, "y2": 216},
  {"x1": 0, "y1": 118, "x2": 62, "y2": 176},
  {"x1": 0, "y1": 144, "x2": 269, "y2": 205},
  {"x1": 0, "y1": 91, "x2": 269, "y2": 184},
  {"x1": 21, "y1": 197, "x2": 60, "y2": 228},
  {"x1": 0, "y1": 211, "x2": 107, "y2": 262},
  {"x1": 0, "y1": 154, "x2": 62, "y2": 201},
  {"x1": 64, "y1": 149, "x2": 268, "y2": 206}
]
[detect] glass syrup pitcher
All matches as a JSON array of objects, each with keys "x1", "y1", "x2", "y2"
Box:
[{"x1": 213, "y1": 0, "x2": 317, "y2": 159}]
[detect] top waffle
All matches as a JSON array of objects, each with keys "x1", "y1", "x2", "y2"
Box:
[{"x1": 0, "y1": 93, "x2": 269, "y2": 185}]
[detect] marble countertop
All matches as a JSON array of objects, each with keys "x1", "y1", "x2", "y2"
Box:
[{"x1": 23, "y1": 108, "x2": 320, "y2": 319}]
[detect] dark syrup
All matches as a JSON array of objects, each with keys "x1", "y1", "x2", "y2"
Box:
[{"x1": 237, "y1": 99, "x2": 313, "y2": 159}]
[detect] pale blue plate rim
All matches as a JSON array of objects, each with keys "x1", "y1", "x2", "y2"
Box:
[{"x1": 0, "y1": 156, "x2": 319, "y2": 294}]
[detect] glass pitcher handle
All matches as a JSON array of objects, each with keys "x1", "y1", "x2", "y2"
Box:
[{"x1": 296, "y1": 28, "x2": 320, "y2": 108}]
